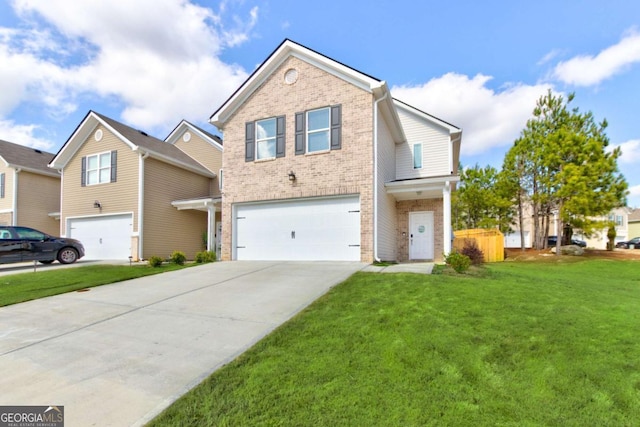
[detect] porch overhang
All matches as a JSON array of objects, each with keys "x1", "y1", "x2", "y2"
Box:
[
  {"x1": 171, "y1": 197, "x2": 221, "y2": 211},
  {"x1": 385, "y1": 176, "x2": 460, "y2": 201}
]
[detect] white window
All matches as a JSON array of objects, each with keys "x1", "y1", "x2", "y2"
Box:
[
  {"x1": 307, "y1": 107, "x2": 330, "y2": 152},
  {"x1": 616, "y1": 215, "x2": 623, "y2": 226},
  {"x1": 86, "y1": 152, "x2": 112, "y2": 185},
  {"x1": 413, "y1": 143, "x2": 423, "y2": 169},
  {"x1": 256, "y1": 118, "x2": 276, "y2": 160}
]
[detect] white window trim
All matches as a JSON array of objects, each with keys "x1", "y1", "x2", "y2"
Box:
[
  {"x1": 255, "y1": 118, "x2": 276, "y2": 160},
  {"x1": 306, "y1": 107, "x2": 331, "y2": 153},
  {"x1": 413, "y1": 143, "x2": 423, "y2": 169},
  {"x1": 86, "y1": 151, "x2": 112, "y2": 185}
]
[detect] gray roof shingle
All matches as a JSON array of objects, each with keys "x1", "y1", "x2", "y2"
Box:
[{"x1": 0, "y1": 139, "x2": 57, "y2": 175}]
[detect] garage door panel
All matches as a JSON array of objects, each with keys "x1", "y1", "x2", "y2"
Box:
[
  {"x1": 236, "y1": 196, "x2": 360, "y2": 261},
  {"x1": 68, "y1": 214, "x2": 132, "y2": 260}
]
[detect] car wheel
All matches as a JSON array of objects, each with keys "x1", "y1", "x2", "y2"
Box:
[
  {"x1": 39, "y1": 260, "x2": 54, "y2": 264},
  {"x1": 57, "y1": 247, "x2": 79, "y2": 264}
]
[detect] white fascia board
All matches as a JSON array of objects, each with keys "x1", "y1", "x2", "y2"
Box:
[
  {"x1": 393, "y1": 100, "x2": 461, "y2": 135},
  {"x1": 210, "y1": 40, "x2": 384, "y2": 128},
  {"x1": 49, "y1": 112, "x2": 137, "y2": 170},
  {"x1": 168, "y1": 121, "x2": 223, "y2": 151},
  {"x1": 6, "y1": 164, "x2": 60, "y2": 178},
  {"x1": 171, "y1": 197, "x2": 221, "y2": 211},
  {"x1": 385, "y1": 175, "x2": 461, "y2": 193},
  {"x1": 134, "y1": 147, "x2": 216, "y2": 178}
]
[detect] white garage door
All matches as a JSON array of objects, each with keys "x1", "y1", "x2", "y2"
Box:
[
  {"x1": 235, "y1": 196, "x2": 360, "y2": 261},
  {"x1": 68, "y1": 214, "x2": 133, "y2": 260}
]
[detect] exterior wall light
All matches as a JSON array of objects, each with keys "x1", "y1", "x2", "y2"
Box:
[
  {"x1": 93, "y1": 200, "x2": 102, "y2": 209},
  {"x1": 288, "y1": 171, "x2": 296, "y2": 181}
]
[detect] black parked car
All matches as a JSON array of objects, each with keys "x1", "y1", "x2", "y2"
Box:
[
  {"x1": 615, "y1": 237, "x2": 640, "y2": 249},
  {"x1": 0, "y1": 226, "x2": 85, "y2": 264},
  {"x1": 547, "y1": 235, "x2": 587, "y2": 247}
]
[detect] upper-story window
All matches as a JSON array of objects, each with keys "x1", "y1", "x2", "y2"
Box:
[
  {"x1": 306, "y1": 108, "x2": 330, "y2": 152},
  {"x1": 245, "y1": 116, "x2": 285, "y2": 162},
  {"x1": 256, "y1": 118, "x2": 277, "y2": 160},
  {"x1": 413, "y1": 143, "x2": 423, "y2": 169},
  {"x1": 81, "y1": 150, "x2": 117, "y2": 186},
  {"x1": 295, "y1": 105, "x2": 341, "y2": 155}
]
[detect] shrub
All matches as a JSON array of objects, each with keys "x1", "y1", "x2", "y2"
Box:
[
  {"x1": 195, "y1": 250, "x2": 216, "y2": 263},
  {"x1": 461, "y1": 240, "x2": 484, "y2": 265},
  {"x1": 148, "y1": 256, "x2": 164, "y2": 267},
  {"x1": 170, "y1": 250, "x2": 187, "y2": 265},
  {"x1": 445, "y1": 250, "x2": 471, "y2": 273}
]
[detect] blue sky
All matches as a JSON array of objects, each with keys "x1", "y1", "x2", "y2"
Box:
[{"x1": 2, "y1": 0, "x2": 640, "y2": 205}]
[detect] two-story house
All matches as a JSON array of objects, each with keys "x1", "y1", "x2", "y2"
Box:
[
  {"x1": 49, "y1": 111, "x2": 222, "y2": 261},
  {"x1": 210, "y1": 39, "x2": 461, "y2": 262},
  {"x1": 0, "y1": 139, "x2": 60, "y2": 235}
]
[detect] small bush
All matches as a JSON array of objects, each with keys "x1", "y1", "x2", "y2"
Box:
[
  {"x1": 195, "y1": 250, "x2": 216, "y2": 263},
  {"x1": 461, "y1": 240, "x2": 484, "y2": 265},
  {"x1": 148, "y1": 256, "x2": 164, "y2": 267},
  {"x1": 445, "y1": 251, "x2": 471, "y2": 273},
  {"x1": 170, "y1": 251, "x2": 187, "y2": 265}
]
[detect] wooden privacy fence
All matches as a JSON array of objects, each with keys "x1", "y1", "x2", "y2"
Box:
[{"x1": 453, "y1": 229, "x2": 504, "y2": 263}]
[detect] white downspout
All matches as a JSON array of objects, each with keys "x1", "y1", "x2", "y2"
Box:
[
  {"x1": 443, "y1": 180, "x2": 452, "y2": 256},
  {"x1": 137, "y1": 152, "x2": 150, "y2": 260},
  {"x1": 373, "y1": 91, "x2": 388, "y2": 263},
  {"x1": 12, "y1": 168, "x2": 20, "y2": 225}
]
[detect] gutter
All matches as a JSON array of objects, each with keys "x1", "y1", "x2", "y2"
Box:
[{"x1": 137, "y1": 151, "x2": 150, "y2": 260}]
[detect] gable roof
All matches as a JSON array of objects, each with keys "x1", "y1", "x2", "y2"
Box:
[
  {"x1": 393, "y1": 98, "x2": 462, "y2": 134},
  {"x1": 49, "y1": 111, "x2": 215, "y2": 177},
  {"x1": 628, "y1": 208, "x2": 640, "y2": 223},
  {"x1": 165, "y1": 120, "x2": 223, "y2": 150},
  {"x1": 209, "y1": 39, "x2": 405, "y2": 143},
  {"x1": 0, "y1": 139, "x2": 59, "y2": 177}
]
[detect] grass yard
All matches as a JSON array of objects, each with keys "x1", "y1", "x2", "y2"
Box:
[
  {"x1": 150, "y1": 259, "x2": 640, "y2": 426},
  {"x1": 0, "y1": 263, "x2": 190, "y2": 307}
]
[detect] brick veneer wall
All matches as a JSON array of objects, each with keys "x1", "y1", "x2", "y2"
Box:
[
  {"x1": 396, "y1": 198, "x2": 444, "y2": 262},
  {"x1": 219, "y1": 56, "x2": 375, "y2": 261}
]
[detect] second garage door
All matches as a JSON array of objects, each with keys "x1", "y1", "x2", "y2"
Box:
[
  {"x1": 68, "y1": 214, "x2": 133, "y2": 260},
  {"x1": 235, "y1": 196, "x2": 360, "y2": 261}
]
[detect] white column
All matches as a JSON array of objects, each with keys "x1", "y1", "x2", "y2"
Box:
[
  {"x1": 443, "y1": 181, "x2": 452, "y2": 255},
  {"x1": 207, "y1": 204, "x2": 214, "y2": 252}
]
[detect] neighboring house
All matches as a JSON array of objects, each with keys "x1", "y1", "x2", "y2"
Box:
[
  {"x1": 209, "y1": 39, "x2": 461, "y2": 262},
  {"x1": 574, "y1": 206, "x2": 631, "y2": 249},
  {"x1": 49, "y1": 111, "x2": 222, "y2": 261},
  {"x1": 627, "y1": 208, "x2": 640, "y2": 240},
  {"x1": 0, "y1": 139, "x2": 60, "y2": 235}
]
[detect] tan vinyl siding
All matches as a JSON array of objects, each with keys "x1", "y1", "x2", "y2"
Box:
[
  {"x1": 376, "y1": 112, "x2": 397, "y2": 261},
  {"x1": 395, "y1": 108, "x2": 451, "y2": 179},
  {"x1": 60, "y1": 124, "x2": 139, "y2": 236},
  {"x1": 0, "y1": 164, "x2": 14, "y2": 214},
  {"x1": 16, "y1": 171, "x2": 60, "y2": 235},
  {"x1": 221, "y1": 55, "x2": 375, "y2": 262},
  {"x1": 174, "y1": 131, "x2": 223, "y2": 197},
  {"x1": 142, "y1": 157, "x2": 211, "y2": 260}
]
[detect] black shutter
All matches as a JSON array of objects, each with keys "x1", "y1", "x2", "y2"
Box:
[
  {"x1": 245, "y1": 121, "x2": 255, "y2": 162},
  {"x1": 276, "y1": 115, "x2": 286, "y2": 158},
  {"x1": 295, "y1": 112, "x2": 305, "y2": 155},
  {"x1": 110, "y1": 150, "x2": 117, "y2": 183},
  {"x1": 0, "y1": 173, "x2": 4, "y2": 198},
  {"x1": 330, "y1": 104, "x2": 342, "y2": 150},
  {"x1": 81, "y1": 156, "x2": 86, "y2": 187}
]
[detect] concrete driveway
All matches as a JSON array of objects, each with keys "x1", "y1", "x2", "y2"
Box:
[{"x1": 0, "y1": 261, "x2": 364, "y2": 426}]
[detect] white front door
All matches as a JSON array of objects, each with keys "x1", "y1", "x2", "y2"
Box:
[{"x1": 409, "y1": 211, "x2": 434, "y2": 260}]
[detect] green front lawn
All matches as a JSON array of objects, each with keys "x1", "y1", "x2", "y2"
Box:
[
  {"x1": 0, "y1": 263, "x2": 190, "y2": 307},
  {"x1": 150, "y1": 259, "x2": 640, "y2": 426}
]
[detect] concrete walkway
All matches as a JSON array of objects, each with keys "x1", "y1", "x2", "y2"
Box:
[
  {"x1": 0, "y1": 261, "x2": 364, "y2": 426},
  {"x1": 360, "y1": 262, "x2": 435, "y2": 274}
]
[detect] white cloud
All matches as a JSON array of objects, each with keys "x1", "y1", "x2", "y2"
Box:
[
  {"x1": 0, "y1": 119, "x2": 55, "y2": 151},
  {"x1": 552, "y1": 28, "x2": 640, "y2": 86},
  {"x1": 609, "y1": 139, "x2": 640, "y2": 164},
  {"x1": 392, "y1": 73, "x2": 552, "y2": 155},
  {"x1": 1, "y1": 0, "x2": 257, "y2": 133}
]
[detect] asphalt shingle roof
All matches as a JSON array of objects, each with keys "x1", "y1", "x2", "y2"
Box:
[{"x1": 0, "y1": 139, "x2": 56, "y2": 175}]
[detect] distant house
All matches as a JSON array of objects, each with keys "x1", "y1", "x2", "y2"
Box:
[
  {"x1": 0, "y1": 139, "x2": 60, "y2": 235},
  {"x1": 627, "y1": 209, "x2": 640, "y2": 240},
  {"x1": 209, "y1": 39, "x2": 461, "y2": 262},
  {"x1": 49, "y1": 111, "x2": 222, "y2": 261}
]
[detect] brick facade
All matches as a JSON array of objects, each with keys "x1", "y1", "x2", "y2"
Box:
[{"x1": 220, "y1": 56, "x2": 375, "y2": 262}]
